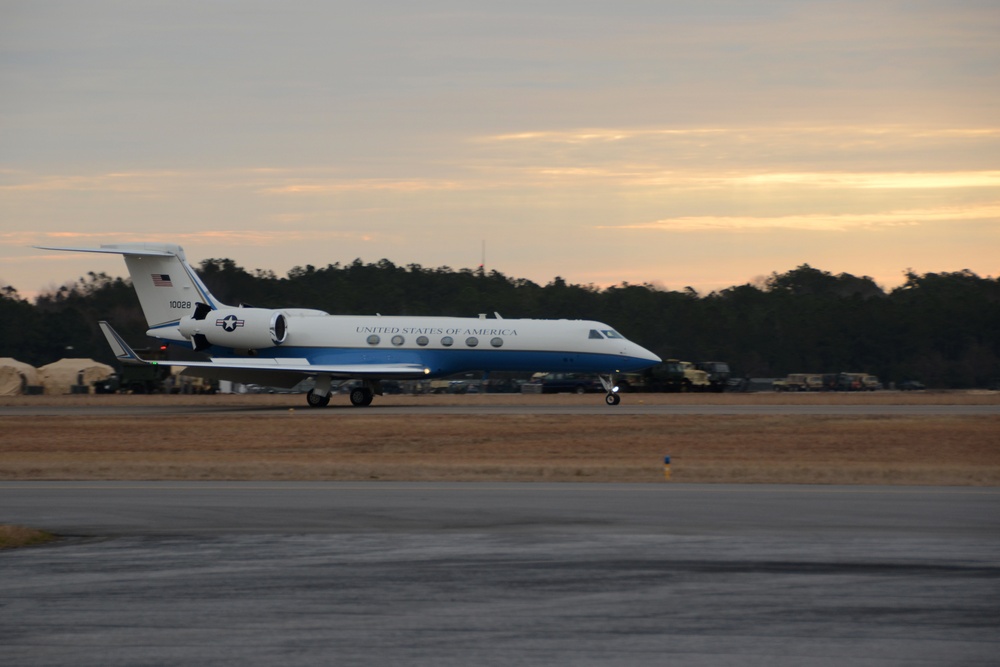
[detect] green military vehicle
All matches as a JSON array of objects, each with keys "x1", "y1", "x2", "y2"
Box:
[
  {"x1": 624, "y1": 359, "x2": 711, "y2": 392},
  {"x1": 694, "y1": 361, "x2": 731, "y2": 392},
  {"x1": 773, "y1": 373, "x2": 823, "y2": 392},
  {"x1": 820, "y1": 372, "x2": 882, "y2": 391},
  {"x1": 118, "y1": 346, "x2": 172, "y2": 393}
]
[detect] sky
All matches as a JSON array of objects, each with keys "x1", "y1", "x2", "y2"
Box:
[{"x1": 2, "y1": 0, "x2": 998, "y2": 300}]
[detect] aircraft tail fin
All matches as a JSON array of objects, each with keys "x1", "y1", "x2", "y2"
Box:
[{"x1": 37, "y1": 243, "x2": 226, "y2": 333}]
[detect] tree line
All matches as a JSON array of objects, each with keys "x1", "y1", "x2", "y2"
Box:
[{"x1": 2, "y1": 260, "x2": 998, "y2": 388}]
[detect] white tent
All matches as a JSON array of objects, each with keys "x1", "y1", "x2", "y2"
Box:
[
  {"x1": 37, "y1": 358, "x2": 115, "y2": 395},
  {"x1": 0, "y1": 357, "x2": 40, "y2": 395}
]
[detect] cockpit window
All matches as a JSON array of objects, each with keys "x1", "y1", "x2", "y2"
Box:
[
  {"x1": 589, "y1": 329, "x2": 605, "y2": 339},
  {"x1": 602, "y1": 330, "x2": 624, "y2": 339}
]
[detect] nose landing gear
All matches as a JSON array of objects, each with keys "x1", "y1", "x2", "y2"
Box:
[{"x1": 598, "y1": 374, "x2": 622, "y2": 406}]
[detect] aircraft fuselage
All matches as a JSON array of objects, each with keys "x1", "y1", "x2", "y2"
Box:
[{"x1": 181, "y1": 313, "x2": 659, "y2": 379}]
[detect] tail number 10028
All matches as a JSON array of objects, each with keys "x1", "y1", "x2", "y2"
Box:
[{"x1": 169, "y1": 300, "x2": 193, "y2": 309}]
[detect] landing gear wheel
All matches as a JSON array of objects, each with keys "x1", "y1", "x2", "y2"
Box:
[
  {"x1": 605, "y1": 393, "x2": 621, "y2": 406},
  {"x1": 350, "y1": 387, "x2": 374, "y2": 407},
  {"x1": 306, "y1": 391, "x2": 331, "y2": 408}
]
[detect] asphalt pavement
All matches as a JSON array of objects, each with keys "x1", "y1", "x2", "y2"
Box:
[{"x1": 2, "y1": 482, "x2": 998, "y2": 666}]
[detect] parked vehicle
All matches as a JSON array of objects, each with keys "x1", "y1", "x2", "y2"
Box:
[
  {"x1": 623, "y1": 359, "x2": 714, "y2": 392},
  {"x1": 678, "y1": 362, "x2": 711, "y2": 391},
  {"x1": 622, "y1": 361, "x2": 682, "y2": 392},
  {"x1": 426, "y1": 377, "x2": 480, "y2": 394},
  {"x1": 773, "y1": 373, "x2": 823, "y2": 391},
  {"x1": 859, "y1": 374, "x2": 882, "y2": 391},
  {"x1": 118, "y1": 346, "x2": 172, "y2": 393},
  {"x1": 536, "y1": 372, "x2": 601, "y2": 394},
  {"x1": 898, "y1": 380, "x2": 926, "y2": 391},
  {"x1": 694, "y1": 361, "x2": 731, "y2": 392},
  {"x1": 827, "y1": 372, "x2": 881, "y2": 391}
]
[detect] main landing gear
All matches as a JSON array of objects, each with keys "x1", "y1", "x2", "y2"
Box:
[
  {"x1": 305, "y1": 376, "x2": 382, "y2": 408},
  {"x1": 306, "y1": 375, "x2": 333, "y2": 408},
  {"x1": 306, "y1": 391, "x2": 331, "y2": 407},
  {"x1": 349, "y1": 386, "x2": 374, "y2": 407},
  {"x1": 599, "y1": 374, "x2": 622, "y2": 406}
]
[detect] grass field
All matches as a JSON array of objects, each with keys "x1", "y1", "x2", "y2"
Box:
[
  {"x1": 2, "y1": 392, "x2": 997, "y2": 486},
  {"x1": 0, "y1": 524, "x2": 56, "y2": 549}
]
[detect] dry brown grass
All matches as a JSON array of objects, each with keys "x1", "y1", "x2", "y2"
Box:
[
  {"x1": 1, "y1": 392, "x2": 997, "y2": 485},
  {"x1": 3, "y1": 389, "x2": 999, "y2": 408},
  {"x1": 0, "y1": 525, "x2": 57, "y2": 549}
]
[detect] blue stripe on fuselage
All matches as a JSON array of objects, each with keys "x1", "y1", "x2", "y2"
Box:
[{"x1": 202, "y1": 345, "x2": 654, "y2": 376}]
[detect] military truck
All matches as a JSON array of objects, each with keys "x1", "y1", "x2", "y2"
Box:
[
  {"x1": 118, "y1": 346, "x2": 172, "y2": 393},
  {"x1": 678, "y1": 362, "x2": 711, "y2": 391},
  {"x1": 773, "y1": 373, "x2": 823, "y2": 392},
  {"x1": 823, "y1": 372, "x2": 881, "y2": 391},
  {"x1": 625, "y1": 360, "x2": 710, "y2": 392},
  {"x1": 849, "y1": 373, "x2": 882, "y2": 391},
  {"x1": 694, "y1": 361, "x2": 731, "y2": 392}
]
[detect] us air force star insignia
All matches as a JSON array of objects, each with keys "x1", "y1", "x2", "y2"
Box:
[{"x1": 216, "y1": 314, "x2": 245, "y2": 332}]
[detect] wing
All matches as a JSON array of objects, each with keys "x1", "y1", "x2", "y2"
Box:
[{"x1": 99, "y1": 321, "x2": 430, "y2": 380}]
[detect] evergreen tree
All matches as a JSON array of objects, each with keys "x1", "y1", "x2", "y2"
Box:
[{"x1": 4, "y1": 260, "x2": 997, "y2": 388}]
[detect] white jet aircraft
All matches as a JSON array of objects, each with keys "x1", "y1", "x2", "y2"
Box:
[{"x1": 38, "y1": 243, "x2": 661, "y2": 407}]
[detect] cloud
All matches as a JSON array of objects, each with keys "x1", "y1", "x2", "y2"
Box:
[
  {"x1": 476, "y1": 125, "x2": 1000, "y2": 189},
  {"x1": 480, "y1": 126, "x2": 1000, "y2": 145},
  {"x1": 4, "y1": 123, "x2": 998, "y2": 197},
  {"x1": 260, "y1": 179, "x2": 465, "y2": 195},
  {"x1": 731, "y1": 172, "x2": 1000, "y2": 190},
  {"x1": 604, "y1": 202, "x2": 1000, "y2": 233},
  {"x1": 0, "y1": 169, "x2": 251, "y2": 195},
  {"x1": 482, "y1": 128, "x2": 735, "y2": 144},
  {"x1": 0, "y1": 168, "x2": 470, "y2": 197},
  {"x1": 0, "y1": 171, "x2": 183, "y2": 193},
  {"x1": 509, "y1": 168, "x2": 1000, "y2": 192}
]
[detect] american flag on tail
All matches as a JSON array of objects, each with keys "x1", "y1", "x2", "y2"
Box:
[{"x1": 151, "y1": 274, "x2": 173, "y2": 287}]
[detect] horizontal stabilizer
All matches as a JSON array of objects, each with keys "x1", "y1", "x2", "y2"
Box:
[
  {"x1": 99, "y1": 321, "x2": 148, "y2": 364},
  {"x1": 36, "y1": 244, "x2": 176, "y2": 257}
]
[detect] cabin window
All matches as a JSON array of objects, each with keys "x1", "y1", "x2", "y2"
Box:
[
  {"x1": 589, "y1": 329, "x2": 604, "y2": 339},
  {"x1": 490, "y1": 337, "x2": 504, "y2": 348},
  {"x1": 416, "y1": 335, "x2": 429, "y2": 347},
  {"x1": 441, "y1": 336, "x2": 454, "y2": 347},
  {"x1": 602, "y1": 330, "x2": 624, "y2": 339},
  {"x1": 391, "y1": 335, "x2": 404, "y2": 346},
  {"x1": 367, "y1": 335, "x2": 380, "y2": 345},
  {"x1": 465, "y1": 336, "x2": 479, "y2": 347}
]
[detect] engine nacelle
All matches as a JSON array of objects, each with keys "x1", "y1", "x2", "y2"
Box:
[{"x1": 178, "y1": 308, "x2": 288, "y2": 349}]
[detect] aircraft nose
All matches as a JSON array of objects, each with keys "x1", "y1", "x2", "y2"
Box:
[
  {"x1": 640, "y1": 346, "x2": 661, "y2": 364},
  {"x1": 625, "y1": 342, "x2": 660, "y2": 366}
]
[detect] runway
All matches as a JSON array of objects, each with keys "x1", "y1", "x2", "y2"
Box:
[
  {"x1": 2, "y1": 401, "x2": 998, "y2": 416},
  {"x1": 3, "y1": 482, "x2": 998, "y2": 665}
]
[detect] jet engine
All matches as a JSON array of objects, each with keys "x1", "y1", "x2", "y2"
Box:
[{"x1": 178, "y1": 307, "x2": 288, "y2": 350}]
